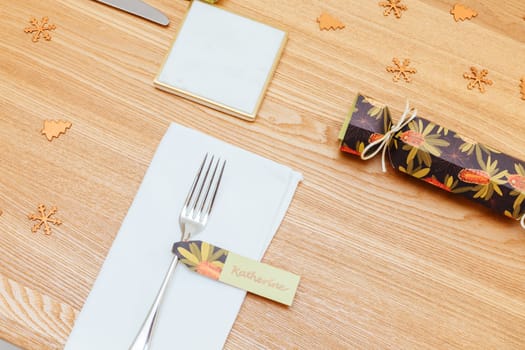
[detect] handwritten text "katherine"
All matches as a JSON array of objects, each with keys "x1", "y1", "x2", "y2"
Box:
[{"x1": 230, "y1": 265, "x2": 289, "y2": 291}]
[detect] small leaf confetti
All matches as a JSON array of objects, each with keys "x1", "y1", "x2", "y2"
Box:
[
  {"x1": 379, "y1": 0, "x2": 407, "y2": 19},
  {"x1": 28, "y1": 204, "x2": 62, "y2": 235},
  {"x1": 386, "y1": 58, "x2": 416, "y2": 82},
  {"x1": 41, "y1": 120, "x2": 72, "y2": 141},
  {"x1": 24, "y1": 17, "x2": 56, "y2": 42},
  {"x1": 463, "y1": 67, "x2": 493, "y2": 93},
  {"x1": 316, "y1": 13, "x2": 345, "y2": 31},
  {"x1": 520, "y1": 77, "x2": 525, "y2": 100},
  {"x1": 450, "y1": 4, "x2": 478, "y2": 22}
]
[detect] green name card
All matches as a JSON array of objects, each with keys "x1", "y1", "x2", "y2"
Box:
[{"x1": 172, "y1": 240, "x2": 300, "y2": 306}]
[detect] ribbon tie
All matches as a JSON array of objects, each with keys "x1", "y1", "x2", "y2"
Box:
[{"x1": 361, "y1": 100, "x2": 418, "y2": 172}]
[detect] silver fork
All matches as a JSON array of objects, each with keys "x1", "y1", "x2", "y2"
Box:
[{"x1": 130, "y1": 154, "x2": 226, "y2": 350}]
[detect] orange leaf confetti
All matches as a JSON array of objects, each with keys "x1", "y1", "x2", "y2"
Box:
[
  {"x1": 520, "y1": 77, "x2": 525, "y2": 100},
  {"x1": 28, "y1": 204, "x2": 62, "y2": 235},
  {"x1": 379, "y1": 0, "x2": 407, "y2": 19},
  {"x1": 41, "y1": 120, "x2": 72, "y2": 141},
  {"x1": 463, "y1": 67, "x2": 493, "y2": 93},
  {"x1": 386, "y1": 58, "x2": 416, "y2": 82},
  {"x1": 24, "y1": 17, "x2": 56, "y2": 42},
  {"x1": 316, "y1": 13, "x2": 345, "y2": 31},
  {"x1": 450, "y1": 4, "x2": 478, "y2": 22}
]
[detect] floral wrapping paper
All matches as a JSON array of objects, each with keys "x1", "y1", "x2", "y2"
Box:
[
  {"x1": 172, "y1": 240, "x2": 228, "y2": 280},
  {"x1": 339, "y1": 93, "x2": 525, "y2": 222}
]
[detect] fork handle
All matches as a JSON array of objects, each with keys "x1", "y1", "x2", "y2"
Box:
[{"x1": 129, "y1": 255, "x2": 180, "y2": 350}]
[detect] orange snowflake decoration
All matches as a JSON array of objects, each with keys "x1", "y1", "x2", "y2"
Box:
[
  {"x1": 463, "y1": 67, "x2": 493, "y2": 93},
  {"x1": 24, "y1": 17, "x2": 56, "y2": 42},
  {"x1": 28, "y1": 204, "x2": 62, "y2": 235},
  {"x1": 386, "y1": 58, "x2": 417, "y2": 82},
  {"x1": 379, "y1": 0, "x2": 407, "y2": 18}
]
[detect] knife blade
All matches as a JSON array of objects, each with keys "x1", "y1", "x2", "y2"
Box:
[{"x1": 94, "y1": 0, "x2": 169, "y2": 26}]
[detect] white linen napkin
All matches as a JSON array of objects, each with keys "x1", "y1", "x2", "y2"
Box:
[{"x1": 65, "y1": 123, "x2": 302, "y2": 350}]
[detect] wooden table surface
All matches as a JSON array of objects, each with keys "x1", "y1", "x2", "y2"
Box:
[{"x1": 1, "y1": 0, "x2": 525, "y2": 349}]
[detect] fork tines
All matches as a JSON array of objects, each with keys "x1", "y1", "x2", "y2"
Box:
[{"x1": 183, "y1": 153, "x2": 226, "y2": 221}]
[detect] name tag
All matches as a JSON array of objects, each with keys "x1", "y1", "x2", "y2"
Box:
[{"x1": 173, "y1": 240, "x2": 300, "y2": 306}]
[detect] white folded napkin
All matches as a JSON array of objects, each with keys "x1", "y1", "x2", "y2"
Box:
[{"x1": 65, "y1": 123, "x2": 302, "y2": 350}]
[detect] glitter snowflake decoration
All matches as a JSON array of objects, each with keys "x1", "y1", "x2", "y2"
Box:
[
  {"x1": 386, "y1": 58, "x2": 417, "y2": 82},
  {"x1": 24, "y1": 17, "x2": 56, "y2": 42},
  {"x1": 28, "y1": 204, "x2": 62, "y2": 235},
  {"x1": 379, "y1": 0, "x2": 407, "y2": 18},
  {"x1": 463, "y1": 67, "x2": 493, "y2": 93}
]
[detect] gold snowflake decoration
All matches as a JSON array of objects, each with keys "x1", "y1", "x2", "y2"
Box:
[
  {"x1": 24, "y1": 17, "x2": 56, "y2": 42},
  {"x1": 463, "y1": 67, "x2": 493, "y2": 93},
  {"x1": 386, "y1": 58, "x2": 417, "y2": 82},
  {"x1": 379, "y1": 0, "x2": 407, "y2": 18},
  {"x1": 28, "y1": 204, "x2": 62, "y2": 235}
]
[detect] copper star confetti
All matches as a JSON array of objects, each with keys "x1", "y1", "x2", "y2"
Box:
[
  {"x1": 28, "y1": 204, "x2": 62, "y2": 235},
  {"x1": 386, "y1": 58, "x2": 417, "y2": 82},
  {"x1": 379, "y1": 0, "x2": 407, "y2": 18},
  {"x1": 24, "y1": 17, "x2": 56, "y2": 42},
  {"x1": 463, "y1": 67, "x2": 493, "y2": 93}
]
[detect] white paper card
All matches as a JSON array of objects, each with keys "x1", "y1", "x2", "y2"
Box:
[
  {"x1": 65, "y1": 123, "x2": 302, "y2": 350},
  {"x1": 155, "y1": 1, "x2": 287, "y2": 120}
]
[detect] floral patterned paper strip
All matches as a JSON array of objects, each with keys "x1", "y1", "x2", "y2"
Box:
[
  {"x1": 339, "y1": 93, "x2": 525, "y2": 224},
  {"x1": 172, "y1": 241, "x2": 301, "y2": 306}
]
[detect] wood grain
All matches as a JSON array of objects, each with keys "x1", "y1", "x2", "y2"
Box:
[
  {"x1": 1, "y1": 0, "x2": 524, "y2": 349},
  {"x1": 0, "y1": 273, "x2": 77, "y2": 349}
]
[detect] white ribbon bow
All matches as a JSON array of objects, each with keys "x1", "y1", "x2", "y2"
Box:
[
  {"x1": 521, "y1": 214, "x2": 525, "y2": 229},
  {"x1": 360, "y1": 100, "x2": 418, "y2": 172}
]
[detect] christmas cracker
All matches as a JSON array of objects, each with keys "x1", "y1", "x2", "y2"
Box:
[{"x1": 339, "y1": 93, "x2": 525, "y2": 227}]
